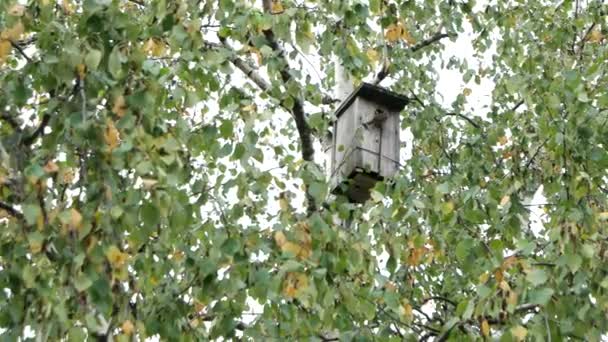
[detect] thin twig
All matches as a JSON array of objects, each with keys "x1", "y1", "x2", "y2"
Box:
[
  {"x1": 0, "y1": 201, "x2": 24, "y2": 221},
  {"x1": 9, "y1": 40, "x2": 32, "y2": 63},
  {"x1": 445, "y1": 112, "x2": 480, "y2": 129},
  {"x1": 22, "y1": 113, "x2": 50, "y2": 146}
]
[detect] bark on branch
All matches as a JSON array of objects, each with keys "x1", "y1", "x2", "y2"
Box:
[
  {"x1": 0, "y1": 200, "x2": 24, "y2": 221},
  {"x1": 373, "y1": 32, "x2": 453, "y2": 85}
]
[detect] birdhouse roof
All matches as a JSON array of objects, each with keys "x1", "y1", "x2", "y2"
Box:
[{"x1": 334, "y1": 82, "x2": 409, "y2": 118}]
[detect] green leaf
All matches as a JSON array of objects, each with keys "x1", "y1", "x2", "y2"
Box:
[
  {"x1": 219, "y1": 120, "x2": 234, "y2": 138},
  {"x1": 526, "y1": 269, "x2": 548, "y2": 286},
  {"x1": 85, "y1": 49, "x2": 103, "y2": 71},
  {"x1": 141, "y1": 202, "x2": 160, "y2": 227},
  {"x1": 108, "y1": 46, "x2": 124, "y2": 79},
  {"x1": 528, "y1": 288, "x2": 554, "y2": 306},
  {"x1": 22, "y1": 204, "x2": 41, "y2": 226},
  {"x1": 74, "y1": 274, "x2": 93, "y2": 292}
]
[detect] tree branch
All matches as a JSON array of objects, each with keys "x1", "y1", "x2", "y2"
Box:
[
  {"x1": 444, "y1": 112, "x2": 480, "y2": 129},
  {"x1": 10, "y1": 40, "x2": 32, "y2": 64},
  {"x1": 373, "y1": 32, "x2": 453, "y2": 85},
  {"x1": 0, "y1": 200, "x2": 24, "y2": 221},
  {"x1": 410, "y1": 32, "x2": 453, "y2": 53},
  {"x1": 436, "y1": 303, "x2": 539, "y2": 341},
  {"x1": 22, "y1": 113, "x2": 50, "y2": 146}
]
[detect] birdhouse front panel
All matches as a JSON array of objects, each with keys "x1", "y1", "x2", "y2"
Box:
[
  {"x1": 357, "y1": 98, "x2": 400, "y2": 178},
  {"x1": 329, "y1": 83, "x2": 408, "y2": 202}
]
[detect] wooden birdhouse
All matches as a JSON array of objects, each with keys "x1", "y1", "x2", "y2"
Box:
[{"x1": 328, "y1": 82, "x2": 408, "y2": 203}]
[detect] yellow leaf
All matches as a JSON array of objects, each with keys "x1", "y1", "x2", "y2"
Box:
[
  {"x1": 481, "y1": 319, "x2": 490, "y2": 337},
  {"x1": 588, "y1": 29, "x2": 604, "y2": 43},
  {"x1": 0, "y1": 40, "x2": 12, "y2": 64},
  {"x1": 503, "y1": 255, "x2": 519, "y2": 269},
  {"x1": 29, "y1": 240, "x2": 42, "y2": 254},
  {"x1": 282, "y1": 241, "x2": 303, "y2": 255},
  {"x1": 61, "y1": 168, "x2": 75, "y2": 184},
  {"x1": 401, "y1": 302, "x2": 413, "y2": 322},
  {"x1": 62, "y1": 0, "x2": 74, "y2": 14},
  {"x1": 8, "y1": 4, "x2": 26, "y2": 17},
  {"x1": 143, "y1": 38, "x2": 165, "y2": 57},
  {"x1": 103, "y1": 120, "x2": 120, "y2": 150},
  {"x1": 43, "y1": 161, "x2": 59, "y2": 173},
  {"x1": 494, "y1": 268, "x2": 504, "y2": 283},
  {"x1": 401, "y1": 28, "x2": 416, "y2": 45},
  {"x1": 270, "y1": 0, "x2": 284, "y2": 14},
  {"x1": 366, "y1": 49, "x2": 379, "y2": 63},
  {"x1": 498, "y1": 280, "x2": 511, "y2": 292},
  {"x1": 70, "y1": 208, "x2": 83, "y2": 231},
  {"x1": 500, "y1": 195, "x2": 511, "y2": 206},
  {"x1": 242, "y1": 104, "x2": 257, "y2": 112},
  {"x1": 385, "y1": 23, "x2": 401, "y2": 43},
  {"x1": 274, "y1": 231, "x2": 287, "y2": 247},
  {"x1": 1, "y1": 21, "x2": 25, "y2": 41},
  {"x1": 507, "y1": 290, "x2": 518, "y2": 307},
  {"x1": 76, "y1": 63, "x2": 86, "y2": 80},
  {"x1": 463, "y1": 88, "x2": 472, "y2": 96},
  {"x1": 106, "y1": 245, "x2": 129, "y2": 269},
  {"x1": 498, "y1": 135, "x2": 509, "y2": 145},
  {"x1": 121, "y1": 320, "x2": 134, "y2": 335},
  {"x1": 384, "y1": 281, "x2": 397, "y2": 292},
  {"x1": 282, "y1": 272, "x2": 308, "y2": 298},
  {"x1": 479, "y1": 272, "x2": 489, "y2": 284},
  {"x1": 442, "y1": 201, "x2": 455, "y2": 214},
  {"x1": 112, "y1": 95, "x2": 128, "y2": 117},
  {"x1": 407, "y1": 246, "x2": 426, "y2": 266},
  {"x1": 511, "y1": 325, "x2": 527, "y2": 341},
  {"x1": 598, "y1": 212, "x2": 608, "y2": 221}
]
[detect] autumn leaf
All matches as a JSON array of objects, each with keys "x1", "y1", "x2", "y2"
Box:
[
  {"x1": 143, "y1": 38, "x2": 166, "y2": 57},
  {"x1": 0, "y1": 40, "x2": 10, "y2": 64},
  {"x1": 61, "y1": 168, "x2": 75, "y2": 184},
  {"x1": 106, "y1": 246, "x2": 129, "y2": 269},
  {"x1": 70, "y1": 208, "x2": 83, "y2": 231},
  {"x1": 366, "y1": 49, "x2": 379, "y2": 63},
  {"x1": 463, "y1": 88, "x2": 472, "y2": 96},
  {"x1": 1, "y1": 21, "x2": 24, "y2": 41},
  {"x1": 401, "y1": 28, "x2": 416, "y2": 45},
  {"x1": 511, "y1": 325, "x2": 527, "y2": 341},
  {"x1": 479, "y1": 272, "x2": 490, "y2": 284},
  {"x1": 62, "y1": 0, "x2": 74, "y2": 14},
  {"x1": 76, "y1": 63, "x2": 86, "y2": 80},
  {"x1": 112, "y1": 95, "x2": 128, "y2": 117},
  {"x1": 588, "y1": 29, "x2": 604, "y2": 43},
  {"x1": 121, "y1": 320, "x2": 134, "y2": 335},
  {"x1": 481, "y1": 319, "x2": 490, "y2": 337},
  {"x1": 282, "y1": 272, "x2": 308, "y2": 298},
  {"x1": 8, "y1": 4, "x2": 26, "y2": 17},
  {"x1": 104, "y1": 120, "x2": 120, "y2": 150},
  {"x1": 400, "y1": 301, "x2": 413, "y2": 322},
  {"x1": 498, "y1": 135, "x2": 509, "y2": 145},
  {"x1": 507, "y1": 291, "x2": 518, "y2": 307},
  {"x1": 274, "y1": 231, "x2": 287, "y2": 247},
  {"x1": 43, "y1": 161, "x2": 59, "y2": 173},
  {"x1": 385, "y1": 23, "x2": 401, "y2": 43},
  {"x1": 270, "y1": 0, "x2": 284, "y2": 14}
]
